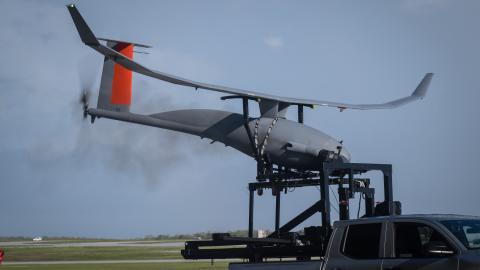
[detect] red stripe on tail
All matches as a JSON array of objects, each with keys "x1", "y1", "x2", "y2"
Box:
[{"x1": 111, "y1": 43, "x2": 133, "y2": 105}]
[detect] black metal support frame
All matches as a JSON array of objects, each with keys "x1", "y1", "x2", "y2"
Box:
[
  {"x1": 242, "y1": 98, "x2": 258, "y2": 159},
  {"x1": 297, "y1": 105, "x2": 304, "y2": 123},
  {"x1": 181, "y1": 162, "x2": 394, "y2": 262}
]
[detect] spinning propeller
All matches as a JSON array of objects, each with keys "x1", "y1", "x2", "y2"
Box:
[
  {"x1": 79, "y1": 89, "x2": 90, "y2": 119},
  {"x1": 77, "y1": 58, "x2": 97, "y2": 123}
]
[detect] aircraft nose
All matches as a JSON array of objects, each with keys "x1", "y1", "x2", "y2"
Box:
[{"x1": 339, "y1": 146, "x2": 351, "y2": 162}]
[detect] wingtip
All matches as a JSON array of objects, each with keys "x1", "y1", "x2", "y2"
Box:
[{"x1": 412, "y1": 72, "x2": 434, "y2": 98}]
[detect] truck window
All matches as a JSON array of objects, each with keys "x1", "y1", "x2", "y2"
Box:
[
  {"x1": 394, "y1": 222, "x2": 453, "y2": 258},
  {"x1": 440, "y1": 220, "x2": 480, "y2": 250},
  {"x1": 342, "y1": 223, "x2": 382, "y2": 259}
]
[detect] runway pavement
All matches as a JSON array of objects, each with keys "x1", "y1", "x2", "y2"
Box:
[
  {"x1": 2, "y1": 259, "x2": 240, "y2": 265},
  {"x1": 0, "y1": 240, "x2": 185, "y2": 247}
]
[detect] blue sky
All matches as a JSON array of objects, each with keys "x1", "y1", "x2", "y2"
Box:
[{"x1": 0, "y1": 0, "x2": 479, "y2": 238}]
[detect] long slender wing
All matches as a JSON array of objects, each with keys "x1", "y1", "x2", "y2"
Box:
[
  {"x1": 67, "y1": 4, "x2": 433, "y2": 110},
  {"x1": 314, "y1": 72, "x2": 433, "y2": 110}
]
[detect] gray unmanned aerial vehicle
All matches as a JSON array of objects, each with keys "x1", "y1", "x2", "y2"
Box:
[{"x1": 67, "y1": 5, "x2": 433, "y2": 174}]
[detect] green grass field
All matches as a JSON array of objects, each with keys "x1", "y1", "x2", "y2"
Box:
[
  {"x1": 0, "y1": 262, "x2": 229, "y2": 270},
  {"x1": 0, "y1": 241, "x2": 234, "y2": 269},
  {"x1": 2, "y1": 246, "x2": 184, "y2": 261}
]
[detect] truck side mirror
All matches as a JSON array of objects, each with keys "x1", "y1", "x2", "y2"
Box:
[{"x1": 423, "y1": 241, "x2": 455, "y2": 256}]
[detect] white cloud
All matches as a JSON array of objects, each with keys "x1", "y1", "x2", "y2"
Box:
[
  {"x1": 402, "y1": 0, "x2": 451, "y2": 13},
  {"x1": 264, "y1": 36, "x2": 284, "y2": 48}
]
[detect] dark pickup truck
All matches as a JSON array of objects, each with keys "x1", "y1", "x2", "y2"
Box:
[{"x1": 230, "y1": 214, "x2": 480, "y2": 270}]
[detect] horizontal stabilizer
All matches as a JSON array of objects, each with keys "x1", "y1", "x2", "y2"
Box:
[{"x1": 98, "y1": 38, "x2": 151, "y2": 49}]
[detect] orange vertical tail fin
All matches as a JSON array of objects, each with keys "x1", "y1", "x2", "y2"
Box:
[
  {"x1": 110, "y1": 43, "x2": 133, "y2": 106},
  {"x1": 97, "y1": 40, "x2": 145, "y2": 112}
]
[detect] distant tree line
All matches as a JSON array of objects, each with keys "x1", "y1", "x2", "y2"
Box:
[
  {"x1": 144, "y1": 229, "x2": 267, "y2": 240},
  {"x1": 0, "y1": 236, "x2": 115, "y2": 241},
  {"x1": 0, "y1": 229, "x2": 273, "y2": 241}
]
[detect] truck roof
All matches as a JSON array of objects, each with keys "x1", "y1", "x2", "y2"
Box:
[{"x1": 334, "y1": 214, "x2": 480, "y2": 226}]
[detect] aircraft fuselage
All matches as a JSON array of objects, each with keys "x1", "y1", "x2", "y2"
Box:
[{"x1": 88, "y1": 108, "x2": 350, "y2": 170}]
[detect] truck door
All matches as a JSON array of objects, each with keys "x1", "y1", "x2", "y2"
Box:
[
  {"x1": 381, "y1": 221, "x2": 458, "y2": 270},
  {"x1": 324, "y1": 222, "x2": 386, "y2": 270}
]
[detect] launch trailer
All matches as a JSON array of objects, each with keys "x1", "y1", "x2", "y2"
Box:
[{"x1": 181, "y1": 162, "x2": 396, "y2": 262}]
